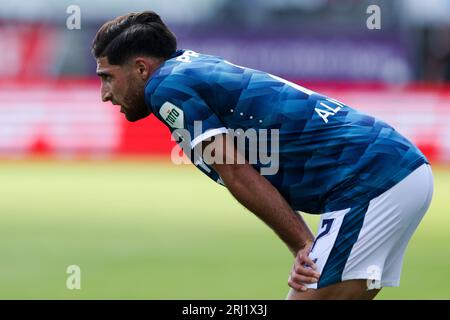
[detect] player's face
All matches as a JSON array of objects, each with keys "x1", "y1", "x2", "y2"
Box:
[{"x1": 96, "y1": 57, "x2": 150, "y2": 122}]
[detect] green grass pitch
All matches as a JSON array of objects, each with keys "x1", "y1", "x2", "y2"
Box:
[{"x1": 0, "y1": 159, "x2": 448, "y2": 299}]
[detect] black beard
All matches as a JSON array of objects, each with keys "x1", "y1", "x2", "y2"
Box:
[
  {"x1": 124, "y1": 106, "x2": 150, "y2": 122},
  {"x1": 123, "y1": 78, "x2": 151, "y2": 122}
]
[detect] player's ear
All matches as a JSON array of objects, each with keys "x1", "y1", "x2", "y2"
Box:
[{"x1": 133, "y1": 57, "x2": 150, "y2": 80}]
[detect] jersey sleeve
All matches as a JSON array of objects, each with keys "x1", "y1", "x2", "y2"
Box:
[{"x1": 148, "y1": 74, "x2": 227, "y2": 149}]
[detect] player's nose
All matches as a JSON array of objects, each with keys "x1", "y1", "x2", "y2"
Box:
[{"x1": 101, "y1": 87, "x2": 112, "y2": 102}]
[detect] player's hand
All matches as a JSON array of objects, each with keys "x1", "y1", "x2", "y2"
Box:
[{"x1": 288, "y1": 241, "x2": 320, "y2": 292}]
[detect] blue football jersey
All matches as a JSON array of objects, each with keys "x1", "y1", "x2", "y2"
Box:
[{"x1": 144, "y1": 49, "x2": 428, "y2": 214}]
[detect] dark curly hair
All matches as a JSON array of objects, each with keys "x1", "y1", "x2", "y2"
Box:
[{"x1": 92, "y1": 11, "x2": 177, "y2": 65}]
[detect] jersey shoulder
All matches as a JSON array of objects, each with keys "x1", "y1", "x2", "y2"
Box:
[
  {"x1": 144, "y1": 49, "x2": 250, "y2": 120},
  {"x1": 145, "y1": 50, "x2": 222, "y2": 96}
]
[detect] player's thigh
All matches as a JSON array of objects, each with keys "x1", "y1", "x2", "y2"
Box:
[
  {"x1": 287, "y1": 280, "x2": 380, "y2": 300},
  {"x1": 303, "y1": 163, "x2": 433, "y2": 292}
]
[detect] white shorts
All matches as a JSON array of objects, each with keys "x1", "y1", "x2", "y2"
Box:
[{"x1": 306, "y1": 163, "x2": 434, "y2": 289}]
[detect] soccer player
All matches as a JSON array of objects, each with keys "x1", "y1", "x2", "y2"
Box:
[{"x1": 92, "y1": 11, "x2": 434, "y2": 300}]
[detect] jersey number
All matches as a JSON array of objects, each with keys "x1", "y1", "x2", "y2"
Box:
[{"x1": 310, "y1": 218, "x2": 334, "y2": 252}]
